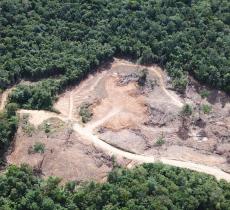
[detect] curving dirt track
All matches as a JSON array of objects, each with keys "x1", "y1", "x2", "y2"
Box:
[
  {"x1": 18, "y1": 108, "x2": 230, "y2": 181},
  {"x1": 73, "y1": 123, "x2": 230, "y2": 181},
  {"x1": 3, "y1": 59, "x2": 230, "y2": 181}
]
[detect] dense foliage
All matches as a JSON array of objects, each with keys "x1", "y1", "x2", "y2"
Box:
[
  {"x1": 0, "y1": 0, "x2": 229, "y2": 109},
  {"x1": 0, "y1": 164, "x2": 230, "y2": 210},
  {"x1": 9, "y1": 80, "x2": 60, "y2": 110},
  {"x1": 0, "y1": 103, "x2": 18, "y2": 160}
]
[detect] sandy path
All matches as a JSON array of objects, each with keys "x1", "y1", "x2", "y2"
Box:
[
  {"x1": 73, "y1": 71, "x2": 106, "y2": 104},
  {"x1": 149, "y1": 67, "x2": 184, "y2": 107}
]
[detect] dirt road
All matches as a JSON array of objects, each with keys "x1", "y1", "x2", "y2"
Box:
[
  {"x1": 72, "y1": 120, "x2": 230, "y2": 181},
  {"x1": 69, "y1": 60, "x2": 229, "y2": 181},
  {"x1": 3, "y1": 59, "x2": 230, "y2": 181},
  {"x1": 17, "y1": 108, "x2": 230, "y2": 181}
]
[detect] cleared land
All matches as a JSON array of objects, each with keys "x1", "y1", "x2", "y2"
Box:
[{"x1": 3, "y1": 59, "x2": 230, "y2": 181}]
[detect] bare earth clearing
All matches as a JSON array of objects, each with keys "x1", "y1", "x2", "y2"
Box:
[{"x1": 2, "y1": 59, "x2": 230, "y2": 182}]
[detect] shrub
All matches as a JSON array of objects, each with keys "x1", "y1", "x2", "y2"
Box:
[
  {"x1": 172, "y1": 76, "x2": 188, "y2": 94},
  {"x1": 202, "y1": 104, "x2": 212, "y2": 114},
  {"x1": 155, "y1": 135, "x2": 165, "y2": 146},
  {"x1": 200, "y1": 89, "x2": 210, "y2": 99},
  {"x1": 79, "y1": 103, "x2": 93, "y2": 123},
  {"x1": 0, "y1": 107, "x2": 18, "y2": 158},
  {"x1": 5, "y1": 103, "x2": 18, "y2": 116},
  {"x1": 44, "y1": 123, "x2": 51, "y2": 133},
  {"x1": 181, "y1": 104, "x2": 193, "y2": 116},
  {"x1": 30, "y1": 142, "x2": 45, "y2": 154}
]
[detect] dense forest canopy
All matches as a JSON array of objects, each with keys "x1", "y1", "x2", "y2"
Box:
[
  {"x1": 0, "y1": 163, "x2": 230, "y2": 210},
  {"x1": 0, "y1": 0, "x2": 229, "y2": 110},
  {"x1": 0, "y1": 103, "x2": 18, "y2": 161},
  {"x1": 0, "y1": 2, "x2": 230, "y2": 208}
]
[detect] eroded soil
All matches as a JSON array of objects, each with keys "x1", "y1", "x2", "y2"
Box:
[{"x1": 4, "y1": 58, "x2": 230, "y2": 181}]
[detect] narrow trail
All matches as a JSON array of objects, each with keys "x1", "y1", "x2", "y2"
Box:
[{"x1": 73, "y1": 71, "x2": 106, "y2": 104}]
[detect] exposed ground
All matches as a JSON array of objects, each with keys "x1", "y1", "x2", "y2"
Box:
[
  {"x1": 7, "y1": 115, "x2": 117, "y2": 182},
  {"x1": 3, "y1": 58, "x2": 230, "y2": 181}
]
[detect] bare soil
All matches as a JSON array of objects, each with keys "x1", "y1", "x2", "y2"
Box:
[
  {"x1": 7, "y1": 116, "x2": 126, "y2": 182},
  {"x1": 5, "y1": 58, "x2": 230, "y2": 181}
]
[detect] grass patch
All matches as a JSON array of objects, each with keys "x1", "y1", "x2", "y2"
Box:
[{"x1": 39, "y1": 119, "x2": 65, "y2": 135}]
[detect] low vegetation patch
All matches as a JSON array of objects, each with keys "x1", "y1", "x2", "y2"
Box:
[
  {"x1": 202, "y1": 104, "x2": 212, "y2": 114},
  {"x1": 79, "y1": 102, "x2": 93, "y2": 123},
  {"x1": 200, "y1": 89, "x2": 210, "y2": 99},
  {"x1": 28, "y1": 142, "x2": 45, "y2": 154},
  {"x1": 155, "y1": 134, "x2": 165, "y2": 146},
  {"x1": 181, "y1": 104, "x2": 193, "y2": 117},
  {"x1": 21, "y1": 114, "x2": 35, "y2": 137}
]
